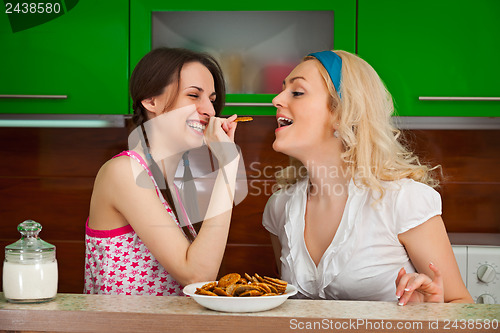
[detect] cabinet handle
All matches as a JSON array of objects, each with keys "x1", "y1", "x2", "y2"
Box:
[
  {"x1": 0, "y1": 94, "x2": 68, "y2": 99},
  {"x1": 225, "y1": 102, "x2": 274, "y2": 107},
  {"x1": 419, "y1": 96, "x2": 500, "y2": 101}
]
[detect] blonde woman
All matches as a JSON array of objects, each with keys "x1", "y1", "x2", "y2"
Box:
[{"x1": 262, "y1": 50, "x2": 473, "y2": 305}]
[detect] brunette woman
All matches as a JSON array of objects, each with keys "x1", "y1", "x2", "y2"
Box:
[{"x1": 84, "y1": 48, "x2": 240, "y2": 296}]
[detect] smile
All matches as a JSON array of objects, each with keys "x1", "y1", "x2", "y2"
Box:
[
  {"x1": 186, "y1": 120, "x2": 206, "y2": 135},
  {"x1": 277, "y1": 116, "x2": 294, "y2": 128}
]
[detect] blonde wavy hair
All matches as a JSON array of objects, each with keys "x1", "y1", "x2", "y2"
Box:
[{"x1": 275, "y1": 50, "x2": 440, "y2": 197}]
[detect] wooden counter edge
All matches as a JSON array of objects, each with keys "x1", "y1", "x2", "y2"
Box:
[{"x1": 2, "y1": 308, "x2": 496, "y2": 333}]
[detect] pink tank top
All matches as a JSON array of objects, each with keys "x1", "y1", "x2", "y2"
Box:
[{"x1": 84, "y1": 150, "x2": 196, "y2": 296}]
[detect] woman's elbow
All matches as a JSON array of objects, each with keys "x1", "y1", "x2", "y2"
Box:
[
  {"x1": 448, "y1": 295, "x2": 474, "y2": 304},
  {"x1": 177, "y1": 271, "x2": 218, "y2": 287}
]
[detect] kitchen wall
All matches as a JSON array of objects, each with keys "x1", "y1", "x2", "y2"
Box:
[{"x1": 0, "y1": 117, "x2": 498, "y2": 293}]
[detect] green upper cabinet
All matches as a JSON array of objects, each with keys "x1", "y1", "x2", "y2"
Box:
[
  {"x1": 130, "y1": 0, "x2": 356, "y2": 115},
  {"x1": 0, "y1": 0, "x2": 128, "y2": 114},
  {"x1": 358, "y1": 0, "x2": 500, "y2": 117}
]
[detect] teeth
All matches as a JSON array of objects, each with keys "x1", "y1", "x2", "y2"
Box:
[
  {"x1": 277, "y1": 117, "x2": 293, "y2": 127},
  {"x1": 187, "y1": 120, "x2": 206, "y2": 132}
]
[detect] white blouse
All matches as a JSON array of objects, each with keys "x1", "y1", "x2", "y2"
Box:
[{"x1": 262, "y1": 177, "x2": 442, "y2": 301}]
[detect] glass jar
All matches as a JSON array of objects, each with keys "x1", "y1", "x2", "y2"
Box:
[{"x1": 2, "y1": 220, "x2": 58, "y2": 303}]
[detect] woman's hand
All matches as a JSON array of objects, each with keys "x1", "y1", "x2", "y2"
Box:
[
  {"x1": 204, "y1": 114, "x2": 237, "y2": 143},
  {"x1": 395, "y1": 262, "x2": 444, "y2": 306},
  {"x1": 220, "y1": 114, "x2": 238, "y2": 141},
  {"x1": 204, "y1": 114, "x2": 239, "y2": 165}
]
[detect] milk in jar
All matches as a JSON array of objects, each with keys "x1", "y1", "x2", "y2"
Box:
[{"x1": 2, "y1": 220, "x2": 58, "y2": 303}]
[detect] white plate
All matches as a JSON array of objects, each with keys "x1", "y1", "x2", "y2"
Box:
[{"x1": 183, "y1": 281, "x2": 297, "y2": 313}]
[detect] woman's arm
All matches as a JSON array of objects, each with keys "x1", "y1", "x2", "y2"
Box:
[
  {"x1": 105, "y1": 117, "x2": 239, "y2": 286},
  {"x1": 396, "y1": 215, "x2": 473, "y2": 305},
  {"x1": 270, "y1": 233, "x2": 282, "y2": 276}
]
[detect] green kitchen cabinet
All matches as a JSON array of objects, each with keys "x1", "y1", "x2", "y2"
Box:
[
  {"x1": 130, "y1": 0, "x2": 356, "y2": 115},
  {"x1": 0, "y1": 0, "x2": 128, "y2": 114},
  {"x1": 358, "y1": 0, "x2": 500, "y2": 117}
]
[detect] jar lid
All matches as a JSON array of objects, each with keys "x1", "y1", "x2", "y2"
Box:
[{"x1": 5, "y1": 220, "x2": 55, "y2": 263}]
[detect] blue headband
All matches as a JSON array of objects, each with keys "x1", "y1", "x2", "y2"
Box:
[{"x1": 308, "y1": 51, "x2": 342, "y2": 99}]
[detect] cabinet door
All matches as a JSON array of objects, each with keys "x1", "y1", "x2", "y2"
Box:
[
  {"x1": 130, "y1": 0, "x2": 356, "y2": 115},
  {"x1": 0, "y1": 0, "x2": 128, "y2": 115},
  {"x1": 358, "y1": 0, "x2": 500, "y2": 117}
]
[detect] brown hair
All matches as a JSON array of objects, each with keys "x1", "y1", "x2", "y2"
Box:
[
  {"x1": 129, "y1": 47, "x2": 226, "y2": 240},
  {"x1": 130, "y1": 47, "x2": 226, "y2": 124}
]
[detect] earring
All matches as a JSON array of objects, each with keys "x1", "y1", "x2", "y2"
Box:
[{"x1": 334, "y1": 123, "x2": 340, "y2": 138}]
